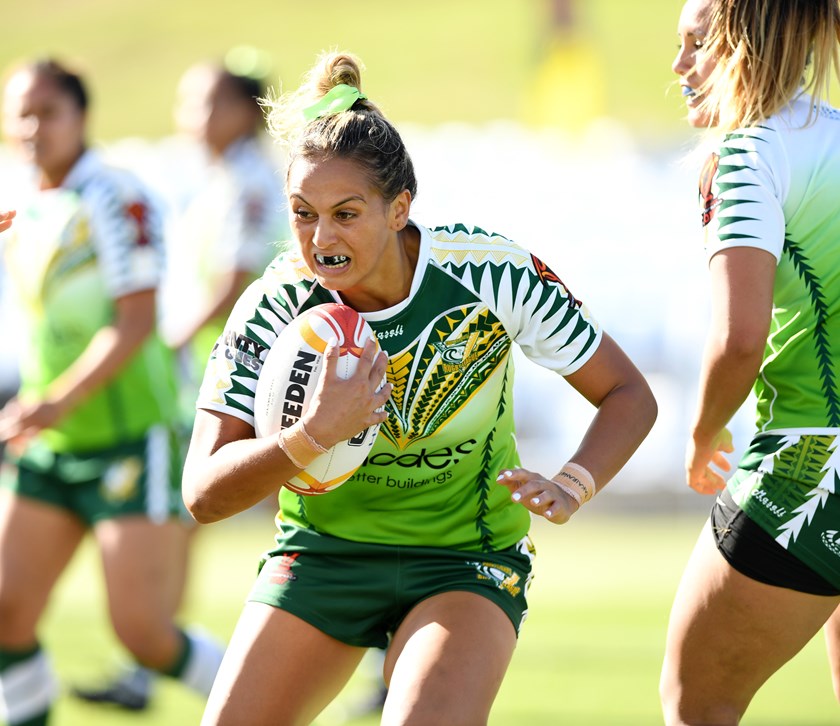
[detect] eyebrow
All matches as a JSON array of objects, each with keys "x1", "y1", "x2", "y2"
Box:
[{"x1": 290, "y1": 193, "x2": 367, "y2": 209}]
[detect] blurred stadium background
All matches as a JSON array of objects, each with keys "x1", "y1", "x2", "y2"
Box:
[{"x1": 1, "y1": 1, "x2": 837, "y2": 724}]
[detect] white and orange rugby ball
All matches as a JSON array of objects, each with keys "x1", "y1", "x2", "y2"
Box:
[{"x1": 253, "y1": 303, "x2": 383, "y2": 495}]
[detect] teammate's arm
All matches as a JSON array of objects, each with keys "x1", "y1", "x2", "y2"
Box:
[
  {"x1": 0, "y1": 289, "x2": 156, "y2": 442},
  {"x1": 686, "y1": 246, "x2": 775, "y2": 494}
]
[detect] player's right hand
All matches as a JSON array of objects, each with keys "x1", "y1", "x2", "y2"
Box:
[
  {"x1": 685, "y1": 427, "x2": 734, "y2": 495},
  {"x1": 304, "y1": 337, "x2": 391, "y2": 449}
]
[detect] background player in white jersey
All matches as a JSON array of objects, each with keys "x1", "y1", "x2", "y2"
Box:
[
  {"x1": 0, "y1": 59, "x2": 224, "y2": 726},
  {"x1": 72, "y1": 57, "x2": 289, "y2": 712},
  {"x1": 661, "y1": 2, "x2": 840, "y2": 723},
  {"x1": 182, "y1": 51, "x2": 657, "y2": 726},
  {"x1": 163, "y1": 58, "x2": 288, "y2": 375}
]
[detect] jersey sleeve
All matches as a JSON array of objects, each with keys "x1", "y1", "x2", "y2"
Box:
[
  {"x1": 701, "y1": 125, "x2": 789, "y2": 262},
  {"x1": 195, "y1": 255, "x2": 305, "y2": 426},
  {"x1": 500, "y1": 251, "x2": 602, "y2": 376},
  {"x1": 433, "y1": 227, "x2": 602, "y2": 376},
  {"x1": 86, "y1": 171, "x2": 164, "y2": 298}
]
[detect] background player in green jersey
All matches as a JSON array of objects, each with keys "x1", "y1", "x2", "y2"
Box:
[
  {"x1": 0, "y1": 59, "x2": 224, "y2": 726},
  {"x1": 661, "y1": 2, "x2": 840, "y2": 723},
  {"x1": 182, "y1": 50, "x2": 657, "y2": 726}
]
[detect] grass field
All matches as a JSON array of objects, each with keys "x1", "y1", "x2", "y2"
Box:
[
  {"x1": 1, "y1": 0, "x2": 685, "y2": 143},
  {"x1": 41, "y1": 509, "x2": 838, "y2": 726}
]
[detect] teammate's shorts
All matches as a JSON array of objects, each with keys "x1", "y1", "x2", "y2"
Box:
[
  {"x1": 248, "y1": 524, "x2": 536, "y2": 649},
  {"x1": 712, "y1": 486, "x2": 840, "y2": 596},
  {"x1": 0, "y1": 424, "x2": 185, "y2": 526}
]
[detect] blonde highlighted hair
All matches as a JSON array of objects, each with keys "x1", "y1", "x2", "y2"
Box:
[
  {"x1": 698, "y1": 0, "x2": 840, "y2": 132},
  {"x1": 262, "y1": 51, "x2": 417, "y2": 202}
]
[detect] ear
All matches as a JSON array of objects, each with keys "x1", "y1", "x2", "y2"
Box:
[{"x1": 388, "y1": 189, "x2": 412, "y2": 231}]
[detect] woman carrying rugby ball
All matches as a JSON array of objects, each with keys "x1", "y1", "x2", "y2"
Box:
[{"x1": 183, "y1": 50, "x2": 656, "y2": 726}]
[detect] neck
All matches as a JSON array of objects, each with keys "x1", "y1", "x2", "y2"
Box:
[
  {"x1": 340, "y1": 224, "x2": 420, "y2": 312},
  {"x1": 39, "y1": 148, "x2": 85, "y2": 190}
]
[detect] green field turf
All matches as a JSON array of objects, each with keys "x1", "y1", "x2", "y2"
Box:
[
  {"x1": 41, "y1": 509, "x2": 837, "y2": 725},
  {"x1": 1, "y1": 0, "x2": 686, "y2": 144}
]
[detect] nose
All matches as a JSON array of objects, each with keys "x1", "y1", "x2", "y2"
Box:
[
  {"x1": 311, "y1": 219, "x2": 336, "y2": 249},
  {"x1": 19, "y1": 115, "x2": 39, "y2": 140},
  {"x1": 672, "y1": 43, "x2": 691, "y2": 76}
]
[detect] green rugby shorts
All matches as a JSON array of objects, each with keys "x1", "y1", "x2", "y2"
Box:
[
  {"x1": 0, "y1": 425, "x2": 185, "y2": 525},
  {"x1": 248, "y1": 525, "x2": 536, "y2": 648}
]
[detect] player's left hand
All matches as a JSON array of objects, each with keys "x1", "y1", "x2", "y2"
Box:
[
  {"x1": 496, "y1": 467, "x2": 581, "y2": 524},
  {"x1": 685, "y1": 427, "x2": 734, "y2": 495}
]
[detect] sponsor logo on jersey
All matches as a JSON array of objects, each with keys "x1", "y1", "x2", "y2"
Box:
[
  {"x1": 266, "y1": 553, "x2": 299, "y2": 584},
  {"x1": 750, "y1": 487, "x2": 787, "y2": 518},
  {"x1": 366, "y1": 439, "x2": 477, "y2": 470},
  {"x1": 219, "y1": 330, "x2": 268, "y2": 372},
  {"x1": 375, "y1": 324, "x2": 404, "y2": 341},
  {"x1": 699, "y1": 152, "x2": 721, "y2": 227},
  {"x1": 468, "y1": 560, "x2": 522, "y2": 597},
  {"x1": 821, "y1": 530, "x2": 840, "y2": 558},
  {"x1": 530, "y1": 253, "x2": 580, "y2": 307}
]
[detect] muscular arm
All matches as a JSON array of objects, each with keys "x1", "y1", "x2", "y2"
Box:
[
  {"x1": 498, "y1": 333, "x2": 657, "y2": 523},
  {"x1": 686, "y1": 246, "x2": 776, "y2": 493},
  {"x1": 183, "y1": 339, "x2": 391, "y2": 523},
  {"x1": 562, "y1": 332, "x2": 658, "y2": 487}
]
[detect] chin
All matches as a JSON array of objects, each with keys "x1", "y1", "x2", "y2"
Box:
[{"x1": 686, "y1": 109, "x2": 713, "y2": 129}]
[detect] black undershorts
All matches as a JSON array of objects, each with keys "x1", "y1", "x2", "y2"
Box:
[{"x1": 711, "y1": 487, "x2": 840, "y2": 597}]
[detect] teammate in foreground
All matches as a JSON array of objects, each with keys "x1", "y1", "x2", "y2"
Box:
[
  {"x1": 72, "y1": 57, "x2": 287, "y2": 713},
  {"x1": 0, "y1": 59, "x2": 223, "y2": 726},
  {"x1": 661, "y1": 2, "x2": 840, "y2": 723},
  {"x1": 182, "y1": 50, "x2": 656, "y2": 726}
]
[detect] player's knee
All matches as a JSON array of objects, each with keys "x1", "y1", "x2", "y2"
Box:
[{"x1": 659, "y1": 675, "x2": 742, "y2": 726}]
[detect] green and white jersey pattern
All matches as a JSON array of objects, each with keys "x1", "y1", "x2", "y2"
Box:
[
  {"x1": 198, "y1": 222, "x2": 602, "y2": 552},
  {"x1": 700, "y1": 95, "x2": 840, "y2": 432},
  {"x1": 698, "y1": 96, "x2": 840, "y2": 583},
  {"x1": 3, "y1": 151, "x2": 178, "y2": 452}
]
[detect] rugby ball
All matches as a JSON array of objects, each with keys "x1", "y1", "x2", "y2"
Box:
[{"x1": 253, "y1": 303, "x2": 383, "y2": 495}]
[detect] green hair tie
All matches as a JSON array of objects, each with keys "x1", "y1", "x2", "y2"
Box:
[{"x1": 302, "y1": 84, "x2": 367, "y2": 121}]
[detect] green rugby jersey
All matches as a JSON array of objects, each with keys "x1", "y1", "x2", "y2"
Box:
[
  {"x1": 3, "y1": 151, "x2": 178, "y2": 452},
  {"x1": 198, "y1": 222, "x2": 602, "y2": 552},
  {"x1": 699, "y1": 95, "x2": 840, "y2": 432}
]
